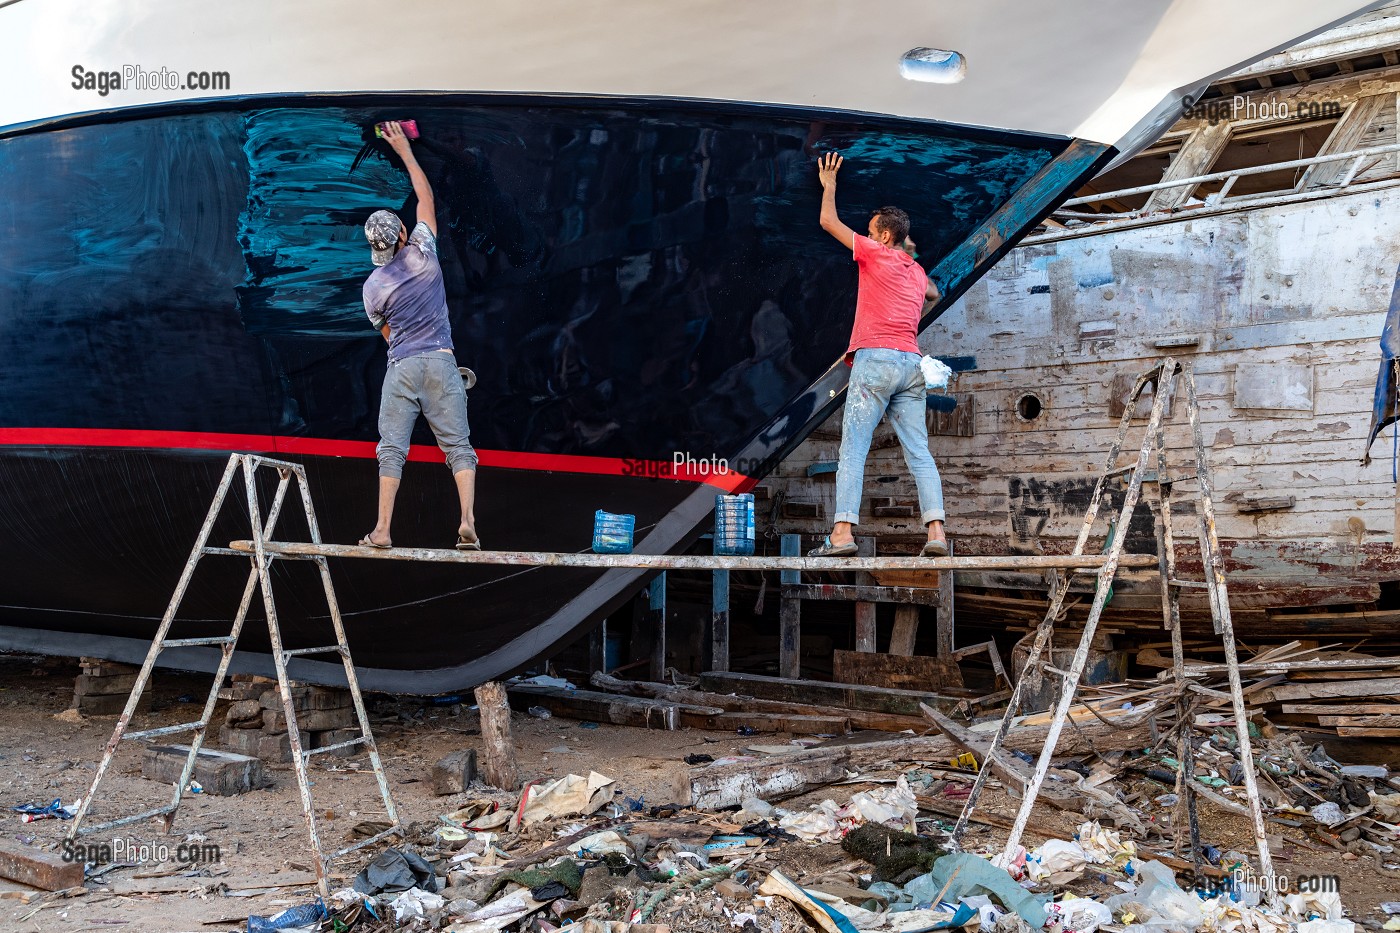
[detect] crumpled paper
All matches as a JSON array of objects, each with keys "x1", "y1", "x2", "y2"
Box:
[
  {"x1": 780, "y1": 799, "x2": 843, "y2": 843},
  {"x1": 1196, "y1": 896, "x2": 1292, "y2": 933},
  {"x1": 392, "y1": 887, "x2": 446, "y2": 923},
  {"x1": 1077, "y1": 820, "x2": 1137, "y2": 867},
  {"x1": 566, "y1": 829, "x2": 632, "y2": 857},
  {"x1": 519, "y1": 772, "x2": 615, "y2": 826},
  {"x1": 1027, "y1": 839, "x2": 1088, "y2": 881},
  {"x1": 1372, "y1": 792, "x2": 1400, "y2": 823}
]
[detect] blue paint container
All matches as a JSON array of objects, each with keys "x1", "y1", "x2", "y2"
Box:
[
  {"x1": 713, "y1": 494, "x2": 755, "y2": 556},
  {"x1": 592, "y1": 511, "x2": 635, "y2": 554}
]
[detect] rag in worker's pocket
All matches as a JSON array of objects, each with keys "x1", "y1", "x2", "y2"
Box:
[{"x1": 919, "y1": 355, "x2": 953, "y2": 392}]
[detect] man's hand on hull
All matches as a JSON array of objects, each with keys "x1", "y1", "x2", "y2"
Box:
[{"x1": 817, "y1": 151, "x2": 843, "y2": 190}]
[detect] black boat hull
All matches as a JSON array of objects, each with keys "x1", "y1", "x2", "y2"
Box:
[{"x1": 0, "y1": 95, "x2": 1108, "y2": 690}]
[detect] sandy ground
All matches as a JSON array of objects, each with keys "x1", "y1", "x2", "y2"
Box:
[{"x1": 0, "y1": 653, "x2": 1397, "y2": 932}]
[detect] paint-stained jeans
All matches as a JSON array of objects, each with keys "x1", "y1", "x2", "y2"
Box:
[
  {"x1": 834, "y1": 348, "x2": 944, "y2": 526},
  {"x1": 377, "y1": 351, "x2": 478, "y2": 479}
]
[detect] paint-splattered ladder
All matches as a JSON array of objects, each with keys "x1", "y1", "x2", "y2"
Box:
[
  {"x1": 65, "y1": 453, "x2": 400, "y2": 898},
  {"x1": 947, "y1": 357, "x2": 1279, "y2": 905}
]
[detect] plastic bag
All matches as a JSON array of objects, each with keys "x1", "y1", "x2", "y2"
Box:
[
  {"x1": 247, "y1": 900, "x2": 327, "y2": 933},
  {"x1": 391, "y1": 887, "x2": 445, "y2": 923},
  {"x1": 1047, "y1": 897, "x2": 1113, "y2": 933},
  {"x1": 845, "y1": 775, "x2": 918, "y2": 829},
  {"x1": 1105, "y1": 860, "x2": 1202, "y2": 933},
  {"x1": 352, "y1": 848, "x2": 439, "y2": 895}
]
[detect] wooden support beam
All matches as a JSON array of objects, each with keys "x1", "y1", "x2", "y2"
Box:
[
  {"x1": 854, "y1": 537, "x2": 877, "y2": 653},
  {"x1": 889, "y1": 605, "x2": 920, "y2": 656},
  {"x1": 780, "y1": 584, "x2": 942, "y2": 605},
  {"x1": 1143, "y1": 120, "x2": 1232, "y2": 212},
  {"x1": 937, "y1": 543, "x2": 955, "y2": 659},
  {"x1": 1306, "y1": 94, "x2": 1389, "y2": 187},
  {"x1": 711, "y1": 569, "x2": 730, "y2": 673},
  {"x1": 647, "y1": 574, "x2": 666, "y2": 682},
  {"x1": 473, "y1": 681, "x2": 519, "y2": 791},
  {"x1": 834, "y1": 649, "x2": 962, "y2": 690},
  {"x1": 698, "y1": 671, "x2": 963, "y2": 717},
  {"x1": 508, "y1": 684, "x2": 708, "y2": 730},
  {"x1": 779, "y1": 534, "x2": 801, "y2": 679},
  {"x1": 0, "y1": 839, "x2": 84, "y2": 892},
  {"x1": 589, "y1": 620, "x2": 608, "y2": 675},
  {"x1": 590, "y1": 673, "x2": 928, "y2": 733}
]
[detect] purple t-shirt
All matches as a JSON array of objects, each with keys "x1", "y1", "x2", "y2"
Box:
[{"x1": 363, "y1": 222, "x2": 454, "y2": 363}]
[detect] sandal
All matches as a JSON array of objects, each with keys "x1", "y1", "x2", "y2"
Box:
[
  {"x1": 921, "y1": 539, "x2": 949, "y2": 558},
  {"x1": 807, "y1": 536, "x2": 858, "y2": 558},
  {"x1": 455, "y1": 534, "x2": 482, "y2": 551},
  {"x1": 358, "y1": 535, "x2": 391, "y2": 550}
]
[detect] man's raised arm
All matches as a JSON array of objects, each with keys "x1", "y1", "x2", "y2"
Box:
[
  {"x1": 817, "y1": 152, "x2": 855, "y2": 251},
  {"x1": 382, "y1": 121, "x2": 436, "y2": 237}
]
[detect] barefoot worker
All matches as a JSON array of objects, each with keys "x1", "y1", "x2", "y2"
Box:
[
  {"x1": 359, "y1": 120, "x2": 480, "y2": 551},
  {"x1": 807, "y1": 152, "x2": 948, "y2": 558}
]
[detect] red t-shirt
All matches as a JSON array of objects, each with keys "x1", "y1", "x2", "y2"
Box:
[{"x1": 845, "y1": 233, "x2": 926, "y2": 361}]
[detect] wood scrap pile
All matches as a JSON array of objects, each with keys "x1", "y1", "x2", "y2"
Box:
[{"x1": 1135, "y1": 640, "x2": 1400, "y2": 737}]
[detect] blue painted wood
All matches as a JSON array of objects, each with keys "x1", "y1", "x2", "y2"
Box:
[
  {"x1": 780, "y1": 534, "x2": 801, "y2": 585},
  {"x1": 711, "y1": 569, "x2": 730, "y2": 672},
  {"x1": 806, "y1": 461, "x2": 838, "y2": 478},
  {"x1": 648, "y1": 573, "x2": 666, "y2": 681}
]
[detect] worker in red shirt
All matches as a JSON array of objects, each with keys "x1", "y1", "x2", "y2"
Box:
[{"x1": 807, "y1": 152, "x2": 948, "y2": 558}]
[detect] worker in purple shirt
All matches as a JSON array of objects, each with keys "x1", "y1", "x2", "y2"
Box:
[{"x1": 358, "y1": 121, "x2": 480, "y2": 551}]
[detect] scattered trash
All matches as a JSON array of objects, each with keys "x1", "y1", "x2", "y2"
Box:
[
  {"x1": 352, "y1": 847, "x2": 440, "y2": 895},
  {"x1": 519, "y1": 771, "x2": 615, "y2": 825},
  {"x1": 514, "y1": 675, "x2": 577, "y2": 691},
  {"x1": 247, "y1": 899, "x2": 328, "y2": 933},
  {"x1": 1310, "y1": 801, "x2": 1346, "y2": 827},
  {"x1": 527, "y1": 706, "x2": 553, "y2": 720},
  {"x1": 1338, "y1": 764, "x2": 1387, "y2": 779},
  {"x1": 391, "y1": 887, "x2": 446, "y2": 923},
  {"x1": 11, "y1": 798, "x2": 77, "y2": 821}
]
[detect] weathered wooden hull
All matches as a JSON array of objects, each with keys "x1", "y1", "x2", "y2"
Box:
[{"x1": 769, "y1": 172, "x2": 1400, "y2": 635}]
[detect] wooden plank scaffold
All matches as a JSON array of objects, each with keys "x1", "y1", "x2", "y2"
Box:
[{"x1": 946, "y1": 357, "x2": 1280, "y2": 905}]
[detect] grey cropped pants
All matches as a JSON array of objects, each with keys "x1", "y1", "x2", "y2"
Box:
[{"x1": 376, "y1": 352, "x2": 478, "y2": 478}]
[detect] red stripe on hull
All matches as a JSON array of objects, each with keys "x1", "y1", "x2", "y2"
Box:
[{"x1": 0, "y1": 428, "x2": 752, "y2": 492}]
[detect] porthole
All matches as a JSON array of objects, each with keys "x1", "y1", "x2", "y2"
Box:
[
  {"x1": 1016, "y1": 393, "x2": 1043, "y2": 422},
  {"x1": 900, "y1": 48, "x2": 967, "y2": 84}
]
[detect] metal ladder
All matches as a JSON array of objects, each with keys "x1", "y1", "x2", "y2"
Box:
[
  {"x1": 66, "y1": 453, "x2": 401, "y2": 897},
  {"x1": 948, "y1": 358, "x2": 1278, "y2": 903}
]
